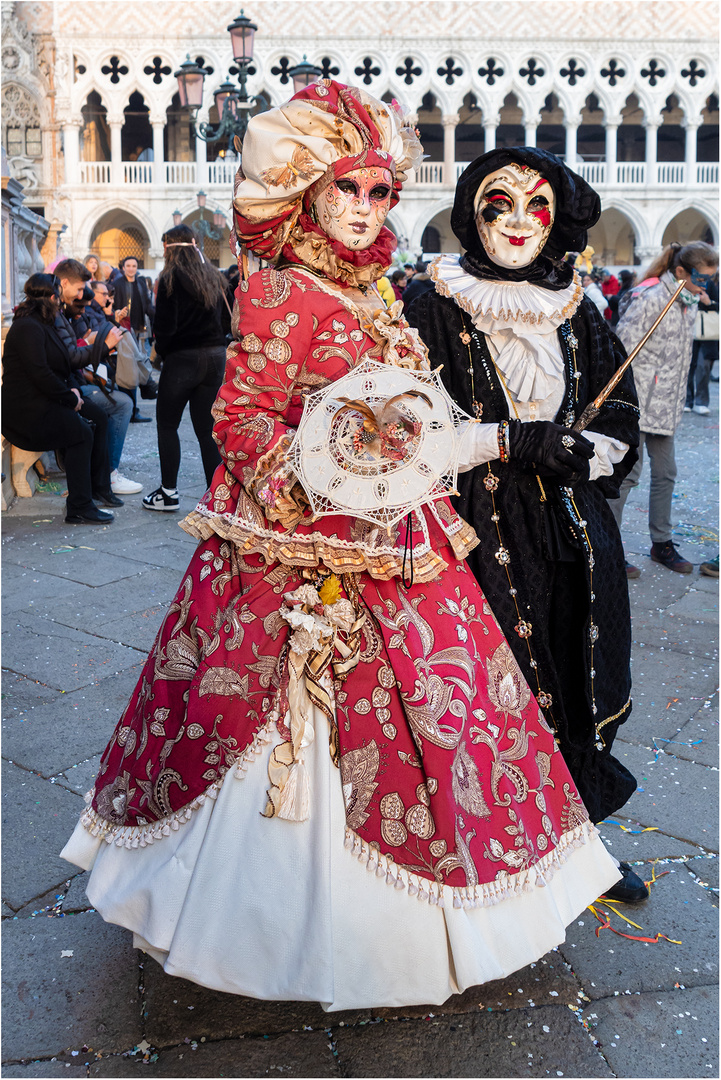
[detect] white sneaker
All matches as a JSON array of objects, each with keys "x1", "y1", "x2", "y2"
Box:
[
  {"x1": 111, "y1": 469, "x2": 143, "y2": 494},
  {"x1": 693, "y1": 404, "x2": 710, "y2": 415}
]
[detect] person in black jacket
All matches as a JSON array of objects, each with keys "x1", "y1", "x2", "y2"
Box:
[
  {"x1": 406, "y1": 148, "x2": 647, "y2": 905},
  {"x1": 111, "y1": 256, "x2": 156, "y2": 421},
  {"x1": 142, "y1": 225, "x2": 227, "y2": 511},
  {"x1": 2, "y1": 275, "x2": 116, "y2": 523}
]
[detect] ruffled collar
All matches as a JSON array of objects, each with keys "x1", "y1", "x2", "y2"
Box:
[{"x1": 430, "y1": 254, "x2": 583, "y2": 332}]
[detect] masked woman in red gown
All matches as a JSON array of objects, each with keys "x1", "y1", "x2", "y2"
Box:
[{"x1": 62, "y1": 82, "x2": 620, "y2": 1011}]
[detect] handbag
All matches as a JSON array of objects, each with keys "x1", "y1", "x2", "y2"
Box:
[
  {"x1": 695, "y1": 308, "x2": 720, "y2": 341},
  {"x1": 114, "y1": 328, "x2": 151, "y2": 388}
]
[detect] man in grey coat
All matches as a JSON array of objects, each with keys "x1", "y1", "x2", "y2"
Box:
[{"x1": 608, "y1": 241, "x2": 718, "y2": 576}]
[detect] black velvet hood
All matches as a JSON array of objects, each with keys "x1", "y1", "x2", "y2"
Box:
[{"x1": 451, "y1": 147, "x2": 602, "y2": 290}]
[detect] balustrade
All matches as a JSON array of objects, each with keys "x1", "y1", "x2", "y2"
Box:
[
  {"x1": 165, "y1": 161, "x2": 197, "y2": 185},
  {"x1": 655, "y1": 162, "x2": 686, "y2": 185},
  {"x1": 123, "y1": 162, "x2": 154, "y2": 184},
  {"x1": 696, "y1": 162, "x2": 719, "y2": 184},
  {"x1": 79, "y1": 161, "x2": 111, "y2": 184}
]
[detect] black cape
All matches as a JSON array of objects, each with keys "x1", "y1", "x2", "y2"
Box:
[{"x1": 407, "y1": 287, "x2": 641, "y2": 822}]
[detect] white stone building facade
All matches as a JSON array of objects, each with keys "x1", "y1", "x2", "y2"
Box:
[{"x1": 1, "y1": 0, "x2": 718, "y2": 279}]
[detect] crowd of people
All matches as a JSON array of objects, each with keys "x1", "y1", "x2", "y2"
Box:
[{"x1": 2, "y1": 241, "x2": 235, "y2": 524}]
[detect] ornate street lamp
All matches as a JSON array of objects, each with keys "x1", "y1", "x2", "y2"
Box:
[
  {"x1": 194, "y1": 190, "x2": 222, "y2": 255},
  {"x1": 289, "y1": 56, "x2": 322, "y2": 94},
  {"x1": 175, "y1": 9, "x2": 270, "y2": 154},
  {"x1": 172, "y1": 209, "x2": 183, "y2": 226}
]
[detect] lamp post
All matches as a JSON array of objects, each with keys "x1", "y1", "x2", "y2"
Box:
[
  {"x1": 193, "y1": 189, "x2": 223, "y2": 255},
  {"x1": 174, "y1": 10, "x2": 322, "y2": 155}
]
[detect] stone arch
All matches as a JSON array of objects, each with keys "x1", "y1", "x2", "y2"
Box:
[
  {"x1": 658, "y1": 93, "x2": 686, "y2": 162},
  {"x1": 497, "y1": 91, "x2": 525, "y2": 146},
  {"x1": 456, "y1": 91, "x2": 484, "y2": 164},
  {"x1": 577, "y1": 92, "x2": 605, "y2": 161},
  {"x1": 416, "y1": 90, "x2": 443, "y2": 162},
  {"x1": 537, "y1": 92, "x2": 566, "y2": 156},
  {"x1": 79, "y1": 200, "x2": 160, "y2": 264},
  {"x1": 618, "y1": 93, "x2": 647, "y2": 162},
  {"x1": 80, "y1": 90, "x2": 111, "y2": 162},
  {"x1": 121, "y1": 89, "x2": 152, "y2": 161},
  {"x1": 658, "y1": 203, "x2": 718, "y2": 248},
  {"x1": 587, "y1": 204, "x2": 645, "y2": 268},
  {"x1": 408, "y1": 198, "x2": 456, "y2": 254}
]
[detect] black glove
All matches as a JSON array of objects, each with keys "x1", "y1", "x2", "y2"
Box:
[{"x1": 508, "y1": 420, "x2": 595, "y2": 483}]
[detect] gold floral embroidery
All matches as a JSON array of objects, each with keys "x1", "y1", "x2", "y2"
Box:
[{"x1": 340, "y1": 739, "x2": 380, "y2": 830}]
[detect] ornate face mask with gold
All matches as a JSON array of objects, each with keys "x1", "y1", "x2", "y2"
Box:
[
  {"x1": 474, "y1": 164, "x2": 555, "y2": 269},
  {"x1": 312, "y1": 167, "x2": 393, "y2": 250}
]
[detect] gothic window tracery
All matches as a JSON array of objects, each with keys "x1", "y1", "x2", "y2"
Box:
[
  {"x1": 101, "y1": 55, "x2": 129, "y2": 84},
  {"x1": 1, "y1": 84, "x2": 42, "y2": 160},
  {"x1": 437, "y1": 58, "x2": 462, "y2": 85},
  {"x1": 519, "y1": 58, "x2": 544, "y2": 86},
  {"x1": 396, "y1": 57, "x2": 422, "y2": 85},
  {"x1": 355, "y1": 57, "x2": 380, "y2": 85},
  {"x1": 144, "y1": 56, "x2": 172, "y2": 85},
  {"x1": 600, "y1": 58, "x2": 626, "y2": 86},
  {"x1": 478, "y1": 58, "x2": 503, "y2": 85},
  {"x1": 559, "y1": 58, "x2": 585, "y2": 85},
  {"x1": 640, "y1": 59, "x2": 666, "y2": 86},
  {"x1": 681, "y1": 59, "x2": 706, "y2": 86}
]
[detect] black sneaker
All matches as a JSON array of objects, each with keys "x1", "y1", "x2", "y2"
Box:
[
  {"x1": 142, "y1": 486, "x2": 179, "y2": 511},
  {"x1": 650, "y1": 540, "x2": 692, "y2": 574}
]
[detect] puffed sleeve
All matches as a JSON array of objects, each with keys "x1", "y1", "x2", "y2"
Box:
[{"x1": 204, "y1": 268, "x2": 316, "y2": 522}]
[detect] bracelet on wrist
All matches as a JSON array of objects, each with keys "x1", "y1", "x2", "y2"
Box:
[{"x1": 497, "y1": 420, "x2": 510, "y2": 463}]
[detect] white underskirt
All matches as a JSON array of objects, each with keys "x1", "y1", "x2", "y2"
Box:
[{"x1": 61, "y1": 709, "x2": 620, "y2": 1012}]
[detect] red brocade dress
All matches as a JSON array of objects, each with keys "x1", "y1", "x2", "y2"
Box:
[{"x1": 62, "y1": 266, "x2": 619, "y2": 1010}]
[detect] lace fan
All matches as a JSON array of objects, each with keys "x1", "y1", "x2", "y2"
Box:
[{"x1": 288, "y1": 358, "x2": 474, "y2": 529}]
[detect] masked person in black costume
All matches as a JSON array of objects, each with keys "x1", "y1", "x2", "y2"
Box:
[{"x1": 406, "y1": 148, "x2": 646, "y2": 904}]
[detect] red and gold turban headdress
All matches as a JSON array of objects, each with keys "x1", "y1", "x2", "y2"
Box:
[{"x1": 232, "y1": 80, "x2": 423, "y2": 287}]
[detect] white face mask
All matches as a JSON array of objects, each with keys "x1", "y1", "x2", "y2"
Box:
[
  {"x1": 312, "y1": 167, "x2": 393, "y2": 250},
  {"x1": 474, "y1": 164, "x2": 555, "y2": 269}
]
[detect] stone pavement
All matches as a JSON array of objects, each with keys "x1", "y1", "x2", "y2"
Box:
[{"x1": 2, "y1": 390, "x2": 718, "y2": 1079}]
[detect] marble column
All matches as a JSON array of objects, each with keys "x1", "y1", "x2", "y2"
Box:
[
  {"x1": 605, "y1": 121, "x2": 618, "y2": 184},
  {"x1": 108, "y1": 118, "x2": 123, "y2": 185},
  {"x1": 441, "y1": 114, "x2": 459, "y2": 186},
  {"x1": 564, "y1": 120, "x2": 579, "y2": 168},
  {"x1": 483, "y1": 117, "x2": 498, "y2": 152},
  {"x1": 61, "y1": 120, "x2": 81, "y2": 185},
  {"x1": 151, "y1": 120, "x2": 165, "y2": 184},
  {"x1": 644, "y1": 118, "x2": 660, "y2": 181},
  {"x1": 684, "y1": 117, "x2": 701, "y2": 183},
  {"x1": 524, "y1": 120, "x2": 538, "y2": 148}
]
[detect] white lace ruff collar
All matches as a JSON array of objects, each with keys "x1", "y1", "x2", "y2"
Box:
[{"x1": 430, "y1": 254, "x2": 583, "y2": 333}]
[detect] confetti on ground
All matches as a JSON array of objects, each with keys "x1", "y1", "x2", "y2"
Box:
[
  {"x1": 590, "y1": 863, "x2": 682, "y2": 945},
  {"x1": 60, "y1": 950, "x2": 74, "y2": 958},
  {"x1": 600, "y1": 818, "x2": 659, "y2": 835}
]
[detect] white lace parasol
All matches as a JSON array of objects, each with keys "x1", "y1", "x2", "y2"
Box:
[{"x1": 288, "y1": 358, "x2": 474, "y2": 529}]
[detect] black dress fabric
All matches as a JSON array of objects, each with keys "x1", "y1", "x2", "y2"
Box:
[{"x1": 407, "y1": 289, "x2": 641, "y2": 823}]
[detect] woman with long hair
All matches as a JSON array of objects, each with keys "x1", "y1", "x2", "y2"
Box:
[
  {"x1": 142, "y1": 224, "x2": 227, "y2": 511},
  {"x1": 608, "y1": 240, "x2": 718, "y2": 574},
  {"x1": 84, "y1": 253, "x2": 100, "y2": 278},
  {"x1": 1, "y1": 273, "x2": 115, "y2": 523}
]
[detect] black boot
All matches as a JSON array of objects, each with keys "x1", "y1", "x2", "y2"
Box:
[{"x1": 602, "y1": 861, "x2": 649, "y2": 904}]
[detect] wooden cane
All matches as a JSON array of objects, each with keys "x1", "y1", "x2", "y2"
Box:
[{"x1": 573, "y1": 280, "x2": 686, "y2": 432}]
